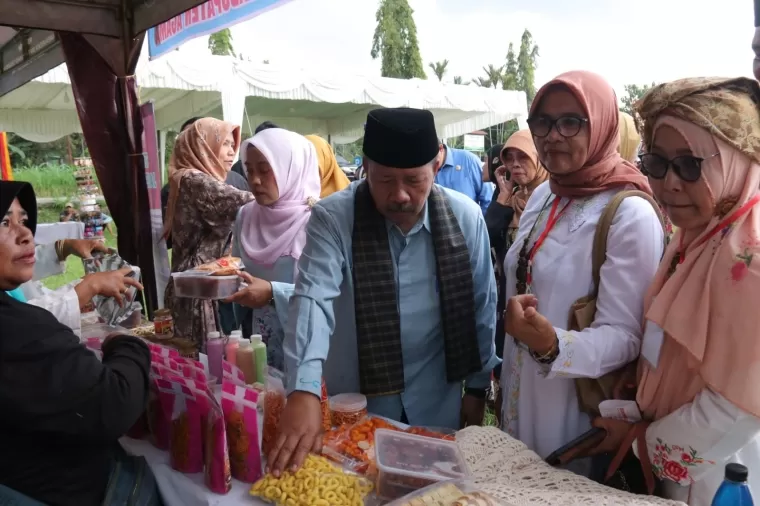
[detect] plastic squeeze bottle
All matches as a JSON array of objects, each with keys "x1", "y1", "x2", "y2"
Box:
[
  {"x1": 712, "y1": 463, "x2": 754, "y2": 505},
  {"x1": 226, "y1": 330, "x2": 242, "y2": 366},
  {"x1": 236, "y1": 339, "x2": 256, "y2": 384},
  {"x1": 206, "y1": 331, "x2": 224, "y2": 381},
  {"x1": 250, "y1": 334, "x2": 268, "y2": 384}
]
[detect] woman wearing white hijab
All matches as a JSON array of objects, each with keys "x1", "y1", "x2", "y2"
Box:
[{"x1": 226, "y1": 128, "x2": 321, "y2": 371}]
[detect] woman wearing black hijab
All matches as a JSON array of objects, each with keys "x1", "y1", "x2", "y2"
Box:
[{"x1": 0, "y1": 181, "x2": 161, "y2": 506}]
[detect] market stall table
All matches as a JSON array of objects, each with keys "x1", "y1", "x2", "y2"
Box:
[{"x1": 35, "y1": 221, "x2": 84, "y2": 244}]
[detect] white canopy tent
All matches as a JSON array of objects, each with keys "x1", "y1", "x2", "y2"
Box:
[{"x1": 0, "y1": 53, "x2": 528, "y2": 170}]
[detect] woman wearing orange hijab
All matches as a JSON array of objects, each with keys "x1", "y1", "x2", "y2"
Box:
[
  {"x1": 499, "y1": 71, "x2": 665, "y2": 477},
  {"x1": 164, "y1": 118, "x2": 253, "y2": 347},
  {"x1": 305, "y1": 135, "x2": 350, "y2": 198},
  {"x1": 588, "y1": 77, "x2": 760, "y2": 504}
]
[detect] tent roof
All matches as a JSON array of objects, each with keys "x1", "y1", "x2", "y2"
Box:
[
  {"x1": 0, "y1": 54, "x2": 529, "y2": 143},
  {"x1": 0, "y1": 0, "x2": 206, "y2": 95}
]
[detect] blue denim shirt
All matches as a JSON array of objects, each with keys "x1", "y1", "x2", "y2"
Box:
[{"x1": 273, "y1": 182, "x2": 498, "y2": 429}]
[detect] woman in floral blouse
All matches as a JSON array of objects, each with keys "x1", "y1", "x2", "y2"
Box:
[
  {"x1": 164, "y1": 118, "x2": 253, "y2": 348},
  {"x1": 589, "y1": 77, "x2": 760, "y2": 504}
]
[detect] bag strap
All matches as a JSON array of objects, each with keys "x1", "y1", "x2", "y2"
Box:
[{"x1": 590, "y1": 190, "x2": 666, "y2": 298}]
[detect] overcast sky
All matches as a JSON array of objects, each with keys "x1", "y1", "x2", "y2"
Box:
[{"x1": 174, "y1": 0, "x2": 755, "y2": 96}]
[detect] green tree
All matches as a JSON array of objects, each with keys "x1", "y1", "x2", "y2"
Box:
[
  {"x1": 208, "y1": 29, "x2": 235, "y2": 56},
  {"x1": 453, "y1": 76, "x2": 469, "y2": 85},
  {"x1": 517, "y1": 29, "x2": 539, "y2": 102},
  {"x1": 371, "y1": 0, "x2": 426, "y2": 79},
  {"x1": 474, "y1": 64, "x2": 504, "y2": 89},
  {"x1": 502, "y1": 43, "x2": 518, "y2": 90},
  {"x1": 620, "y1": 82, "x2": 656, "y2": 115},
  {"x1": 428, "y1": 59, "x2": 449, "y2": 82}
]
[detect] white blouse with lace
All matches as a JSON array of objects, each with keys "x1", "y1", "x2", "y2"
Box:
[{"x1": 499, "y1": 181, "x2": 664, "y2": 476}]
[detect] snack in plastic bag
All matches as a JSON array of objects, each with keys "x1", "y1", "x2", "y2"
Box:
[
  {"x1": 221, "y1": 383, "x2": 262, "y2": 483},
  {"x1": 222, "y1": 360, "x2": 247, "y2": 386},
  {"x1": 83, "y1": 249, "x2": 141, "y2": 326},
  {"x1": 386, "y1": 480, "x2": 502, "y2": 506},
  {"x1": 205, "y1": 400, "x2": 232, "y2": 494},
  {"x1": 249, "y1": 454, "x2": 373, "y2": 506},
  {"x1": 261, "y1": 369, "x2": 286, "y2": 457},
  {"x1": 321, "y1": 416, "x2": 403, "y2": 475},
  {"x1": 149, "y1": 378, "x2": 173, "y2": 449},
  {"x1": 158, "y1": 381, "x2": 204, "y2": 473}
]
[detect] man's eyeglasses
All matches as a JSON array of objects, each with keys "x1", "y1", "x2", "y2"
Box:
[
  {"x1": 527, "y1": 115, "x2": 589, "y2": 138},
  {"x1": 639, "y1": 152, "x2": 718, "y2": 183}
]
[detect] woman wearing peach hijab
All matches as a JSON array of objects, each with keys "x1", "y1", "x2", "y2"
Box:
[
  {"x1": 588, "y1": 77, "x2": 760, "y2": 504},
  {"x1": 164, "y1": 117, "x2": 253, "y2": 347},
  {"x1": 499, "y1": 70, "x2": 665, "y2": 477},
  {"x1": 305, "y1": 135, "x2": 350, "y2": 198}
]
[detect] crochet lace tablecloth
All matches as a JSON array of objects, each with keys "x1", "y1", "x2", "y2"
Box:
[{"x1": 454, "y1": 427, "x2": 686, "y2": 506}]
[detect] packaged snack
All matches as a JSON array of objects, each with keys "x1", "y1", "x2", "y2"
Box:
[
  {"x1": 221, "y1": 383, "x2": 262, "y2": 483},
  {"x1": 249, "y1": 454, "x2": 373, "y2": 506},
  {"x1": 147, "y1": 342, "x2": 180, "y2": 358},
  {"x1": 321, "y1": 379, "x2": 331, "y2": 432},
  {"x1": 386, "y1": 480, "x2": 502, "y2": 506},
  {"x1": 149, "y1": 378, "x2": 175, "y2": 449},
  {"x1": 321, "y1": 416, "x2": 404, "y2": 475},
  {"x1": 329, "y1": 393, "x2": 368, "y2": 427},
  {"x1": 171, "y1": 271, "x2": 241, "y2": 300},
  {"x1": 261, "y1": 369, "x2": 286, "y2": 457},
  {"x1": 195, "y1": 256, "x2": 243, "y2": 275},
  {"x1": 375, "y1": 429, "x2": 469, "y2": 500},
  {"x1": 169, "y1": 388, "x2": 204, "y2": 474},
  {"x1": 205, "y1": 400, "x2": 232, "y2": 494},
  {"x1": 222, "y1": 360, "x2": 247, "y2": 386}
]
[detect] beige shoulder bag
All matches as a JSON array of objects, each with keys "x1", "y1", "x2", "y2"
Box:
[{"x1": 570, "y1": 190, "x2": 665, "y2": 416}]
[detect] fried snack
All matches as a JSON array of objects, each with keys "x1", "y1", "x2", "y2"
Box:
[
  {"x1": 195, "y1": 256, "x2": 242, "y2": 275},
  {"x1": 321, "y1": 380, "x2": 331, "y2": 432},
  {"x1": 250, "y1": 454, "x2": 373, "y2": 506},
  {"x1": 262, "y1": 389, "x2": 285, "y2": 456},
  {"x1": 321, "y1": 417, "x2": 402, "y2": 474}
]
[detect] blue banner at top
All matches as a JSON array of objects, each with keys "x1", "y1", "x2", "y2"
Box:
[{"x1": 148, "y1": 0, "x2": 294, "y2": 60}]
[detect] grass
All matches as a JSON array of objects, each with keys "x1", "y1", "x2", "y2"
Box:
[{"x1": 14, "y1": 164, "x2": 79, "y2": 199}]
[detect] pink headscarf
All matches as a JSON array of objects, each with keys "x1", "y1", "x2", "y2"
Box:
[
  {"x1": 237, "y1": 129, "x2": 321, "y2": 267},
  {"x1": 637, "y1": 115, "x2": 760, "y2": 420}
]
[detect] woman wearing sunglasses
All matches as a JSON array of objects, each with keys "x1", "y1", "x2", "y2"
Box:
[
  {"x1": 585, "y1": 77, "x2": 760, "y2": 504},
  {"x1": 499, "y1": 70, "x2": 665, "y2": 478}
]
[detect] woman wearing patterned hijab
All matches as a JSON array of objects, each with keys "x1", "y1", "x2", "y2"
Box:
[
  {"x1": 499, "y1": 71, "x2": 665, "y2": 477},
  {"x1": 164, "y1": 118, "x2": 253, "y2": 348},
  {"x1": 589, "y1": 77, "x2": 760, "y2": 504}
]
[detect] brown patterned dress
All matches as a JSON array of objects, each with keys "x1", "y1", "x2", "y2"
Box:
[{"x1": 165, "y1": 171, "x2": 253, "y2": 347}]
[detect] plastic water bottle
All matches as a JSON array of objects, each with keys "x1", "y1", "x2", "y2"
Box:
[
  {"x1": 206, "y1": 331, "x2": 224, "y2": 381},
  {"x1": 712, "y1": 463, "x2": 754, "y2": 506},
  {"x1": 225, "y1": 330, "x2": 242, "y2": 366},
  {"x1": 250, "y1": 334, "x2": 268, "y2": 384}
]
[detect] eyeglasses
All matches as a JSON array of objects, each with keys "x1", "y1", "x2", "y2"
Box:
[
  {"x1": 639, "y1": 152, "x2": 718, "y2": 183},
  {"x1": 527, "y1": 115, "x2": 589, "y2": 138}
]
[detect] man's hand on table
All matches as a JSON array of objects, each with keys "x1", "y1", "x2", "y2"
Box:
[
  {"x1": 60, "y1": 239, "x2": 109, "y2": 260},
  {"x1": 267, "y1": 390, "x2": 323, "y2": 477}
]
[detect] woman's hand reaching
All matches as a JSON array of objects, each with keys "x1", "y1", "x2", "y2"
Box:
[{"x1": 75, "y1": 267, "x2": 143, "y2": 308}]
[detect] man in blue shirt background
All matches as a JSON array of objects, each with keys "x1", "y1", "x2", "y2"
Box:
[{"x1": 434, "y1": 144, "x2": 493, "y2": 215}]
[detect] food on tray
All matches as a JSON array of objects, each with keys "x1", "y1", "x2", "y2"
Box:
[
  {"x1": 330, "y1": 393, "x2": 368, "y2": 427},
  {"x1": 375, "y1": 430, "x2": 469, "y2": 500},
  {"x1": 195, "y1": 256, "x2": 242, "y2": 275},
  {"x1": 249, "y1": 454, "x2": 373, "y2": 506}
]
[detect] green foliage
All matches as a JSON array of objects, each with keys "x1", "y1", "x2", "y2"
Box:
[
  {"x1": 517, "y1": 30, "x2": 539, "y2": 102},
  {"x1": 428, "y1": 60, "x2": 449, "y2": 82},
  {"x1": 452, "y1": 76, "x2": 468, "y2": 85},
  {"x1": 503, "y1": 43, "x2": 518, "y2": 90},
  {"x1": 14, "y1": 164, "x2": 79, "y2": 198},
  {"x1": 371, "y1": 0, "x2": 426, "y2": 79},
  {"x1": 208, "y1": 29, "x2": 235, "y2": 56},
  {"x1": 620, "y1": 83, "x2": 657, "y2": 116},
  {"x1": 6, "y1": 133, "x2": 88, "y2": 168}
]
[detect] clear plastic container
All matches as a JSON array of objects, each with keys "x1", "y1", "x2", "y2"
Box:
[
  {"x1": 80, "y1": 323, "x2": 130, "y2": 341},
  {"x1": 171, "y1": 271, "x2": 241, "y2": 300},
  {"x1": 386, "y1": 479, "x2": 500, "y2": 506},
  {"x1": 329, "y1": 393, "x2": 368, "y2": 426},
  {"x1": 375, "y1": 429, "x2": 469, "y2": 500}
]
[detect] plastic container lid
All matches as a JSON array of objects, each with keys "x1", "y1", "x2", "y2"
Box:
[
  {"x1": 329, "y1": 393, "x2": 367, "y2": 413},
  {"x1": 375, "y1": 429, "x2": 468, "y2": 482},
  {"x1": 725, "y1": 463, "x2": 749, "y2": 482},
  {"x1": 208, "y1": 331, "x2": 221, "y2": 340}
]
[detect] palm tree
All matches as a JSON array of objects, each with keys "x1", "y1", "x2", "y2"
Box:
[
  {"x1": 428, "y1": 60, "x2": 449, "y2": 82},
  {"x1": 482, "y1": 64, "x2": 504, "y2": 89},
  {"x1": 453, "y1": 76, "x2": 469, "y2": 85}
]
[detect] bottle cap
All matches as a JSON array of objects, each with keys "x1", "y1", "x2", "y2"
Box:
[
  {"x1": 250, "y1": 334, "x2": 263, "y2": 343},
  {"x1": 238, "y1": 340, "x2": 252, "y2": 350},
  {"x1": 725, "y1": 463, "x2": 749, "y2": 482},
  {"x1": 208, "y1": 331, "x2": 221, "y2": 339},
  {"x1": 230, "y1": 330, "x2": 242, "y2": 339}
]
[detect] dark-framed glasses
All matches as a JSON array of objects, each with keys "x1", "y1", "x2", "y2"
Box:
[
  {"x1": 527, "y1": 115, "x2": 589, "y2": 138},
  {"x1": 639, "y1": 152, "x2": 718, "y2": 183}
]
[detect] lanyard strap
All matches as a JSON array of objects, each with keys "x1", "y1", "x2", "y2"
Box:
[
  {"x1": 678, "y1": 193, "x2": 760, "y2": 264},
  {"x1": 526, "y1": 197, "x2": 573, "y2": 284}
]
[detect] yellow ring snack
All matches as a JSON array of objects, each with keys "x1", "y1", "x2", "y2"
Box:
[{"x1": 250, "y1": 454, "x2": 373, "y2": 506}]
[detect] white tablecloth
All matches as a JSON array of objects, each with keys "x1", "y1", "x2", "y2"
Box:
[{"x1": 35, "y1": 222, "x2": 85, "y2": 244}]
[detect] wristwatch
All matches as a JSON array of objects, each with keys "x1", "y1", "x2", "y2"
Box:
[{"x1": 530, "y1": 335, "x2": 560, "y2": 364}]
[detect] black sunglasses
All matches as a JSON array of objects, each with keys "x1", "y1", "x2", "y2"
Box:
[
  {"x1": 527, "y1": 115, "x2": 589, "y2": 138},
  {"x1": 639, "y1": 152, "x2": 718, "y2": 183}
]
